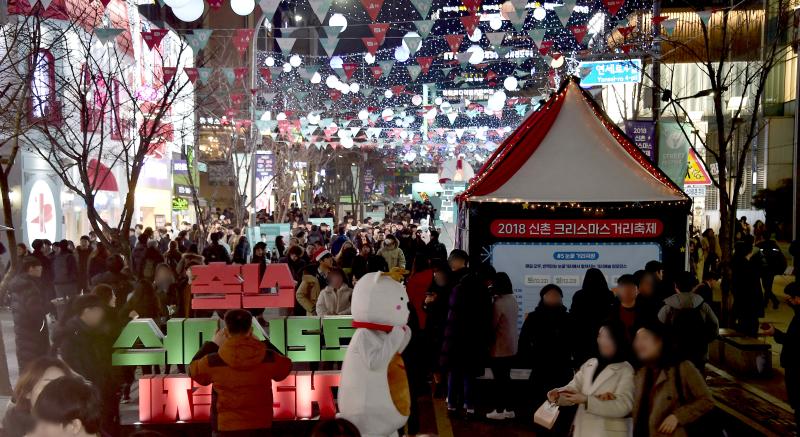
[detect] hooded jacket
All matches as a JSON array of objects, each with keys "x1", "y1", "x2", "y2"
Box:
[
  {"x1": 189, "y1": 336, "x2": 292, "y2": 431},
  {"x1": 316, "y1": 284, "x2": 353, "y2": 316},
  {"x1": 378, "y1": 238, "x2": 406, "y2": 270}
]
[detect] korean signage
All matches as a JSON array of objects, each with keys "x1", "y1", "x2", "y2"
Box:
[
  {"x1": 174, "y1": 184, "x2": 193, "y2": 198},
  {"x1": 363, "y1": 168, "x2": 375, "y2": 196},
  {"x1": 112, "y1": 263, "x2": 352, "y2": 423},
  {"x1": 658, "y1": 121, "x2": 690, "y2": 189},
  {"x1": 685, "y1": 149, "x2": 712, "y2": 185},
  {"x1": 172, "y1": 197, "x2": 189, "y2": 211},
  {"x1": 24, "y1": 178, "x2": 59, "y2": 246},
  {"x1": 172, "y1": 160, "x2": 189, "y2": 175},
  {"x1": 490, "y1": 219, "x2": 663, "y2": 239},
  {"x1": 492, "y1": 242, "x2": 661, "y2": 329},
  {"x1": 254, "y1": 151, "x2": 275, "y2": 212},
  {"x1": 578, "y1": 59, "x2": 642, "y2": 87},
  {"x1": 624, "y1": 120, "x2": 656, "y2": 162}
]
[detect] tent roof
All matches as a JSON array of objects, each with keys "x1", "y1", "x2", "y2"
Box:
[{"x1": 462, "y1": 77, "x2": 689, "y2": 203}]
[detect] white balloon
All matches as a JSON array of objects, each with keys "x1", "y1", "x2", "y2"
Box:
[
  {"x1": 411, "y1": 94, "x2": 422, "y2": 105},
  {"x1": 394, "y1": 45, "x2": 410, "y2": 62},
  {"x1": 165, "y1": 0, "x2": 191, "y2": 9},
  {"x1": 282, "y1": 63, "x2": 292, "y2": 72},
  {"x1": 468, "y1": 27, "x2": 483, "y2": 42},
  {"x1": 467, "y1": 45, "x2": 485, "y2": 64},
  {"x1": 358, "y1": 109, "x2": 369, "y2": 121},
  {"x1": 230, "y1": 0, "x2": 255, "y2": 16},
  {"x1": 503, "y1": 76, "x2": 518, "y2": 91},
  {"x1": 329, "y1": 13, "x2": 348, "y2": 32},
  {"x1": 533, "y1": 7, "x2": 547, "y2": 20},
  {"x1": 349, "y1": 83, "x2": 360, "y2": 93},
  {"x1": 289, "y1": 54, "x2": 302, "y2": 67},
  {"x1": 171, "y1": 0, "x2": 204, "y2": 22},
  {"x1": 384, "y1": 89, "x2": 394, "y2": 98},
  {"x1": 265, "y1": 56, "x2": 275, "y2": 67},
  {"x1": 277, "y1": 112, "x2": 287, "y2": 120},
  {"x1": 308, "y1": 112, "x2": 320, "y2": 124},
  {"x1": 329, "y1": 56, "x2": 343, "y2": 69},
  {"x1": 311, "y1": 72, "x2": 321, "y2": 84},
  {"x1": 401, "y1": 32, "x2": 422, "y2": 53},
  {"x1": 434, "y1": 97, "x2": 443, "y2": 105},
  {"x1": 551, "y1": 56, "x2": 565, "y2": 68},
  {"x1": 381, "y1": 108, "x2": 394, "y2": 120},
  {"x1": 488, "y1": 90, "x2": 507, "y2": 111},
  {"x1": 364, "y1": 52, "x2": 375, "y2": 64},
  {"x1": 325, "y1": 74, "x2": 339, "y2": 88},
  {"x1": 339, "y1": 83, "x2": 350, "y2": 94},
  {"x1": 489, "y1": 16, "x2": 503, "y2": 30}
]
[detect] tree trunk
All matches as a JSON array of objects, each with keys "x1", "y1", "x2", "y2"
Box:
[
  {"x1": 718, "y1": 196, "x2": 735, "y2": 327},
  {"x1": 0, "y1": 170, "x2": 17, "y2": 269}
]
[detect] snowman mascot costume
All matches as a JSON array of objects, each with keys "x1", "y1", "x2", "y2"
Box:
[{"x1": 338, "y1": 269, "x2": 411, "y2": 437}]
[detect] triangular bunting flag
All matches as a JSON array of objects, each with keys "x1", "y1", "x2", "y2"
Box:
[
  {"x1": 495, "y1": 46, "x2": 511, "y2": 57},
  {"x1": 369, "y1": 23, "x2": 390, "y2": 45},
  {"x1": 662, "y1": 19, "x2": 677, "y2": 36},
  {"x1": 259, "y1": 67, "x2": 272, "y2": 83},
  {"x1": 462, "y1": 0, "x2": 481, "y2": 15},
  {"x1": 445, "y1": 34, "x2": 464, "y2": 53},
  {"x1": 208, "y1": 0, "x2": 223, "y2": 9},
  {"x1": 361, "y1": 86, "x2": 375, "y2": 97},
  {"x1": 508, "y1": 9, "x2": 527, "y2": 31},
  {"x1": 486, "y1": 32, "x2": 505, "y2": 47},
  {"x1": 197, "y1": 68, "x2": 213, "y2": 84},
  {"x1": 362, "y1": 37, "x2": 380, "y2": 55},
  {"x1": 275, "y1": 37, "x2": 296, "y2": 56},
  {"x1": 94, "y1": 28, "x2": 123, "y2": 44},
  {"x1": 510, "y1": 0, "x2": 526, "y2": 13},
  {"x1": 602, "y1": 0, "x2": 625, "y2": 16},
  {"x1": 456, "y1": 52, "x2": 471, "y2": 65},
  {"x1": 184, "y1": 67, "x2": 199, "y2": 83},
  {"x1": 414, "y1": 20, "x2": 434, "y2": 38},
  {"x1": 222, "y1": 68, "x2": 236, "y2": 84},
  {"x1": 320, "y1": 37, "x2": 339, "y2": 56},
  {"x1": 162, "y1": 67, "x2": 177, "y2": 83},
  {"x1": 142, "y1": 29, "x2": 169, "y2": 50},
  {"x1": 378, "y1": 60, "x2": 395, "y2": 76},
  {"x1": 568, "y1": 25, "x2": 588, "y2": 43},
  {"x1": 308, "y1": 0, "x2": 333, "y2": 23},
  {"x1": 528, "y1": 28, "x2": 546, "y2": 47},
  {"x1": 556, "y1": 7, "x2": 572, "y2": 25},
  {"x1": 406, "y1": 65, "x2": 421, "y2": 81},
  {"x1": 259, "y1": 0, "x2": 281, "y2": 19},
  {"x1": 696, "y1": 10, "x2": 712, "y2": 25},
  {"x1": 369, "y1": 65, "x2": 383, "y2": 79},
  {"x1": 189, "y1": 29, "x2": 213, "y2": 51},
  {"x1": 234, "y1": 67, "x2": 247, "y2": 81},
  {"x1": 404, "y1": 35, "x2": 422, "y2": 53},
  {"x1": 417, "y1": 56, "x2": 433, "y2": 74},
  {"x1": 360, "y1": 0, "x2": 384, "y2": 21},
  {"x1": 461, "y1": 15, "x2": 480, "y2": 37},
  {"x1": 343, "y1": 63, "x2": 358, "y2": 80},
  {"x1": 562, "y1": 0, "x2": 576, "y2": 12}
]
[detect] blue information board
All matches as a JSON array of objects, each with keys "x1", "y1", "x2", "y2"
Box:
[{"x1": 578, "y1": 59, "x2": 642, "y2": 87}]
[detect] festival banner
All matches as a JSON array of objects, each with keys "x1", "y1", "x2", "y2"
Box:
[{"x1": 624, "y1": 120, "x2": 656, "y2": 162}]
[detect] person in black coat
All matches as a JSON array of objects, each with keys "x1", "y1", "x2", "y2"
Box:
[
  {"x1": 765, "y1": 282, "x2": 800, "y2": 427},
  {"x1": 8, "y1": 257, "x2": 51, "y2": 373},
  {"x1": 440, "y1": 263, "x2": 494, "y2": 414},
  {"x1": 30, "y1": 239, "x2": 55, "y2": 302},
  {"x1": 570, "y1": 268, "x2": 615, "y2": 366},
  {"x1": 130, "y1": 234, "x2": 149, "y2": 278},
  {"x1": 518, "y1": 284, "x2": 575, "y2": 419},
  {"x1": 91, "y1": 254, "x2": 134, "y2": 307},
  {"x1": 51, "y1": 294, "x2": 119, "y2": 435},
  {"x1": 732, "y1": 238, "x2": 765, "y2": 336},
  {"x1": 423, "y1": 260, "x2": 452, "y2": 379},
  {"x1": 203, "y1": 232, "x2": 231, "y2": 264},
  {"x1": 52, "y1": 240, "x2": 79, "y2": 300},
  {"x1": 425, "y1": 229, "x2": 448, "y2": 262}
]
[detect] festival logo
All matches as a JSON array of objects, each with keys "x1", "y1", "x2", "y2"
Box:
[{"x1": 25, "y1": 179, "x2": 57, "y2": 244}]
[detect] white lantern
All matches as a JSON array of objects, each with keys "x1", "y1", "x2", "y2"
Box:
[
  {"x1": 308, "y1": 112, "x2": 320, "y2": 124},
  {"x1": 364, "y1": 52, "x2": 375, "y2": 64},
  {"x1": 358, "y1": 109, "x2": 369, "y2": 121},
  {"x1": 289, "y1": 54, "x2": 302, "y2": 67},
  {"x1": 434, "y1": 97, "x2": 443, "y2": 105},
  {"x1": 489, "y1": 16, "x2": 503, "y2": 30},
  {"x1": 550, "y1": 55, "x2": 565, "y2": 68},
  {"x1": 349, "y1": 83, "x2": 360, "y2": 93},
  {"x1": 282, "y1": 62, "x2": 292, "y2": 73},
  {"x1": 468, "y1": 27, "x2": 483, "y2": 42},
  {"x1": 325, "y1": 74, "x2": 339, "y2": 88},
  {"x1": 503, "y1": 76, "x2": 518, "y2": 91},
  {"x1": 277, "y1": 112, "x2": 287, "y2": 120},
  {"x1": 230, "y1": 0, "x2": 255, "y2": 16},
  {"x1": 329, "y1": 13, "x2": 348, "y2": 32},
  {"x1": 381, "y1": 108, "x2": 394, "y2": 120},
  {"x1": 487, "y1": 90, "x2": 506, "y2": 111},
  {"x1": 329, "y1": 56, "x2": 343, "y2": 69},
  {"x1": 311, "y1": 72, "x2": 321, "y2": 84},
  {"x1": 339, "y1": 83, "x2": 350, "y2": 94},
  {"x1": 171, "y1": 0, "x2": 204, "y2": 22},
  {"x1": 165, "y1": 0, "x2": 191, "y2": 8},
  {"x1": 411, "y1": 94, "x2": 423, "y2": 105},
  {"x1": 384, "y1": 89, "x2": 393, "y2": 98},
  {"x1": 467, "y1": 45, "x2": 484, "y2": 64},
  {"x1": 394, "y1": 45, "x2": 410, "y2": 62},
  {"x1": 533, "y1": 7, "x2": 547, "y2": 20},
  {"x1": 265, "y1": 56, "x2": 275, "y2": 67}
]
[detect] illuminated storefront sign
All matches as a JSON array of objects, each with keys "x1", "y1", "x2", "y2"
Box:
[
  {"x1": 578, "y1": 59, "x2": 642, "y2": 87},
  {"x1": 24, "y1": 179, "x2": 59, "y2": 245},
  {"x1": 490, "y1": 218, "x2": 663, "y2": 239}
]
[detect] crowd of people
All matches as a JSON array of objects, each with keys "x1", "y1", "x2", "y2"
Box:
[{"x1": 0, "y1": 207, "x2": 797, "y2": 437}]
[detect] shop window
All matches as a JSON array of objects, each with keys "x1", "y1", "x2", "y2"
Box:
[{"x1": 28, "y1": 49, "x2": 60, "y2": 123}]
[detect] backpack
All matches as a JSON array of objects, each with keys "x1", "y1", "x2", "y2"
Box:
[
  {"x1": 762, "y1": 246, "x2": 787, "y2": 275},
  {"x1": 668, "y1": 303, "x2": 710, "y2": 361}
]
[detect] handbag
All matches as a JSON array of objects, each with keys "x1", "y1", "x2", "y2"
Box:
[{"x1": 533, "y1": 400, "x2": 560, "y2": 430}]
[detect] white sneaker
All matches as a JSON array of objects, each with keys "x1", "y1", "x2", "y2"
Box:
[
  {"x1": 504, "y1": 410, "x2": 516, "y2": 419},
  {"x1": 486, "y1": 410, "x2": 506, "y2": 420}
]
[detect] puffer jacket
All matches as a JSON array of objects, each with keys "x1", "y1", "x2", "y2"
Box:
[
  {"x1": 315, "y1": 285, "x2": 353, "y2": 316},
  {"x1": 378, "y1": 239, "x2": 406, "y2": 270},
  {"x1": 295, "y1": 274, "x2": 321, "y2": 315},
  {"x1": 189, "y1": 336, "x2": 292, "y2": 431},
  {"x1": 8, "y1": 274, "x2": 50, "y2": 372}
]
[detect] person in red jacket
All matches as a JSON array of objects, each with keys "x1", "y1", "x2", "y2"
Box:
[{"x1": 189, "y1": 309, "x2": 292, "y2": 436}]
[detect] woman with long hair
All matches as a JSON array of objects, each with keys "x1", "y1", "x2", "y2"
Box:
[
  {"x1": 2, "y1": 356, "x2": 73, "y2": 437},
  {"x1": 570, "y1": 268, "x2": 615, "y2": 365}
]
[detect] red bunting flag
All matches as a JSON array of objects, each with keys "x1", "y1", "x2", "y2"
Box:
[
  {"x1": 360, "y1": 0, "x2": 384, "y2": 21},
  {"x1": 417, "y1": 57, "x2": 433, "y2": 74},
  {"x1": 370, "y1": 65, "x2": 383, "y2": 79},
  {"x1": 462, "y1": 0, "x2": 481, "y2": 15},
  {"x1": 551, "y1": 52, "x2": 562, "y2": 60},
  {"x1": 568, "y1": 25, "x2": 588, "y2": 43},
  {"x1": 485, "y1": 70, "x2": 497, "y2": 81},
  {"x1": 362, "y1": 37, "x2": 380, "y2": 55},
  {"x1": 538, "y1": 40, "x2": 553, "y2": 55},
  {"x1": 617, "y1": 26, "x2": 634, "y2": 38},
  {"x1": 162, "y1": 67, "x2": 177, "y2": 83},
  {"x1": 231, "y1": 93, "x2": 245, "y2": 105},
  {"x1": 343, "y1": 63, "x2": 358, "y2": 80},
  {"x1": 620, "y1": 43, "x2": 633, "y2": 53},
  {"x1": 368, "y1": 23, "x2": 390, "y2": 45},
  {"x1": 461, "y1": 15, "x2": 480, "y2": 36},
  {"x1": 234, "y1": 67, "x2": 247, "y2": 81},
  {"x1": 259, "y1": 67, "x2": 272, "y2": 83},
  {"x1": 142, "y1": 29, "x2": 169, "y2": 50},
  {"x1": 208, "y1": 0, "x2": 223, "y2": 9},
  {"x1": 651, "y1": 15, "x2": 669, "y2": 25},
  {"x1": 391, "y1": 85, "x2": 405, "y2": 95},
  {"x1": 445, "y1": 34, "x2": 464, "y2": 53},
  {"x1": 184, "y1": 67, "x2": 199, "y2": 83},
  {"x1": 602, "y1": 0, "x2": 625, "y2": 16},
  {"x1": 250, "y1": 88, "x2": 259, "y2": 95},
  {"x1": 233, "y1": 29, "x2": 255, "y2": 56}
]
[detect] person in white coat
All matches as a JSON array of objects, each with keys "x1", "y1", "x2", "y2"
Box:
[
  {"x1": 316, "y1": 268, "x2": 353, "y2": 316},
  {"x1": 486, "y1": 272, "x2": 520, "y2": 420},
  {"x1": 548, "y1": 320, "x2": 635, "y2": 437}
]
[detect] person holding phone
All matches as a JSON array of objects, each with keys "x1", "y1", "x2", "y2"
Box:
[{"x1": 548, "y1": 320, "x2": 635, "y2": 437}]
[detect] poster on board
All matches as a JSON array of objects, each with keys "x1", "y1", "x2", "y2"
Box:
[{"x1": 491, "y1": 242, "x2": 661, "y2": 331}]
